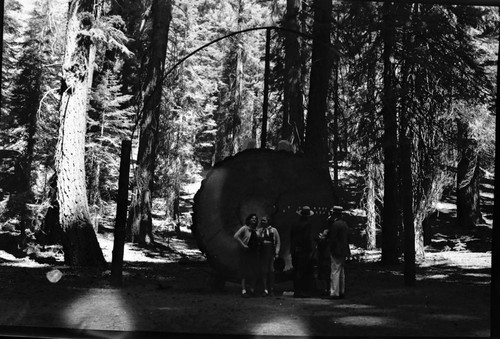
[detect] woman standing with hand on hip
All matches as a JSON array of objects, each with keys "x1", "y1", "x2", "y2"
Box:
[{"x1": 234, "y1": 213, "x2": 260, "y2": 297}]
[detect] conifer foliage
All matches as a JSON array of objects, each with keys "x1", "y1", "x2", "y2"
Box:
[{"x1": 0, "y1": 0, "x2": 496, "y2": 272}]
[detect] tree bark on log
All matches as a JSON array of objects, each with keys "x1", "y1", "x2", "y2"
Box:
[{"x1": 192, "y1": 149, "x2": 335, "y2": 280}]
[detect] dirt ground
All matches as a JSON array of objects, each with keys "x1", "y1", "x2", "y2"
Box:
[
  {"x1": 0, "y1": 223, "x2": 492, "y2": 338},
  {"x1": 0, "y1": 170, "x2": 494, "y2": 338}
]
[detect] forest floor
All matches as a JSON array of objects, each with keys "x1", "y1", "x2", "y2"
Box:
[{"x1": 0, "y1": 168, "x2": 493, "y2": 338}]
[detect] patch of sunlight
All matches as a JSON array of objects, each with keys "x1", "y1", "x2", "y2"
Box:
[
  {"x1": 418, "y1": 274, "x2": 449, "y2": 280},
  {"x1": 442, "y1": 252, "x2": 491, "y2": 269},
  {"x1": 349, "y1": 208, "x2": 366, "y2": 217},
  {"x1": 480, "y1": 191, "x2": 494, "y2": 199},
  {"x1": 251, "y1": 315, "x2": 310, "y2": 336},
  {"x1": 465, "y1": 272, "x2": 490, "y2": 278},
  {"x1": 436, "y1": 201, "x2": 456, "y2": 211},
  {"x1": 0, "y1": 250, "x2": 49, "y2": 268},
  {"x1": 425, "y1": 313, "x2": 476, "y2": 321},
  {"x1": 471, "y1": 329, "x2": 491, "y2": 336},
  {"x1": 423, "y1": 252, "x2": 491, "y2": 270},
  {"x1": 336, "y1": 315, "x2": 389, "y2": 326},
  {"x1": 334, "y1": 304, "x2": 374, "y2": 310},
  {"x1": 480, "y1": 217, "x2": 493, "y2": 227},
  {"x1": 63, "y1": 289, "x2": 134, "y2": 331}
]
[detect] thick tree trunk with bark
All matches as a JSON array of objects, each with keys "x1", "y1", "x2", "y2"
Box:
[
  {"x1": 304, "y1": 0, "x2": 333, "y2": 174},
  {"x1": 281, "y1": 0, "x2": 304, "y2": 150},
  {"x1": 55, "y1": 0, "x2": 105, "y2": 267},
  {"x1": 127, "y1": 0, "x2": 172, "y2": 245},
  {"x1": 380, "y1": 2, "x2": 401, "y2": 264},
  {"x1": 456, "y1": 119, "x2": 483, "y2": 229}
]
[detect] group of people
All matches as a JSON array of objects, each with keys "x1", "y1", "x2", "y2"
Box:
[
  {"x1": 233, "y1": 214, "x2": 281, "y2": 297},
  {"x1": 233, "y1": 205, "x2": 351, "y2": 300}
]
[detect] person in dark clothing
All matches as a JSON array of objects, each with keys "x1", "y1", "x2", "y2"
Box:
[
  {"x1": 257, "y1": 216, "x2": 281, "y2": 296},
  {"x1": 290, "y1": 206, "x2": 315, "y2": 298},
  {"x1": 315, "y1": 228, "x2": 331, "y2": 296},
  {"x1": 327, "y1": 206, "x2": 351, "y2": 299},
  {"x1": 234, "y1": 213, "x2": 260, "y2": 297}
]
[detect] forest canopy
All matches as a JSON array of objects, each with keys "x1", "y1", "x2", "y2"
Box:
[{"x1": 0, "y1": 0, "x2": 496, "y2": 269}]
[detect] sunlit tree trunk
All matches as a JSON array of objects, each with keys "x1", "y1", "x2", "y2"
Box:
[
  {"x1": 364, "y1": 23, "x2": 379, "y2": 251},
  {"x1": 366, "y1": 162, "x2": 378, "y2": 250},
  {"x1": 55, "y1": 0, "x2": 105, "y2": 266},
  {"x1": 231, "y1": 45, "x2": 244, "y2": 153},
  {"x1": 127, "y1": 0, "x2": 172, "y2": 245},
  {"x1": 304, "y1": 0, "x2": 332, "y2": 174},
  {"x1": 282, "y1": 0, "x2": 304, "y2": 150}
]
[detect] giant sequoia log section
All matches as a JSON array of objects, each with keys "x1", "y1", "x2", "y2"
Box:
[{"x1": 192, "y1": 148, "x2": 335, "y2": 279}]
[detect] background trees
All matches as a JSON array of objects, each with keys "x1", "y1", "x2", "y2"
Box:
[{"x1": 1, "y1": 0, "x2": 496, "y2": 270}]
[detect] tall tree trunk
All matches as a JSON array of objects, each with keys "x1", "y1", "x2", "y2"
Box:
[
  {"x1": 456, "y1": 119, "x2": 483, "y2": 229},
  {"x1": 260, "y1": 28, "x2": 271, "y2": 149},
  {"x1": 304, "y1": 0, "x2": 333, "y2": 174},
  {"x1": 231, "y1": 46, "x2": 243, "y2": 153},
  {"x1": 400, "y1": 130, "x2": 415, "y2": 285},
  {"x1": 18, "y1": 73, "x2": 40, "y2": 246},
  {"x1": 364, "y1": 21, "x2": 378, "y2": 251},
  {"x1": 230, "y1": 0, "x2": 244, "y2": 154},
  {"x1": 380, "y1": 2, "x2": 400, "y2": 264},
  {"x1": 400, "y1": 5, "x2": 416, "y2": 284},
  {"x1": 365, "y1": 162, "x2": 378, "y2": 250},
  {"x1": 281, "y1": 0, "x2": 304, "y2": 150},
  {"x1": 127, "y1": 0, "x2": 172, "y2": 245},
  {"x1": 88, "y1": 108, "x2": 105, "y2": 209},
  {"x1": 332, "y1": 23, "x2": 340, "y2": 195},
  {"x1": 88, "y1": 153, "x2": 101, "y2": 207},
  {"x1": 55, "y1": 0, "x2": 105, "y2": 267}
]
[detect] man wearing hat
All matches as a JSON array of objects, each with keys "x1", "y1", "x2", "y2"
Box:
[
  {"x1": 327, "y1": 205, "x2": 351, "y2": 299},
  {"x1": 290, "y1": 206, "x2": 315, "y2": 298}
]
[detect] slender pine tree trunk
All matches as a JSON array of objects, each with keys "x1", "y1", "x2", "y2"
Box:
[
  {"x1": 366, "y1": 162, "x2": 378, "y2": 250},
  {"x1": 380, "y1": 2, "x2": 400, "y2": 264},
  {"x1": 282, "y1": 0, "x2": 303, "y2": 150}
]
